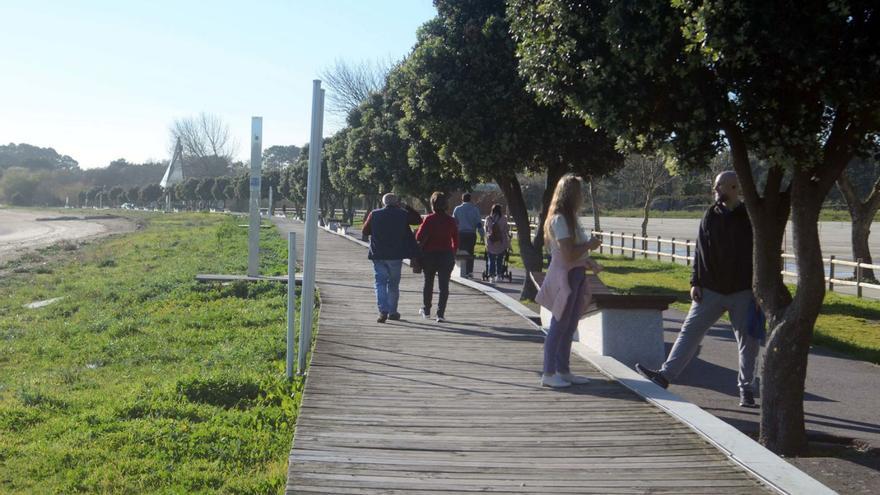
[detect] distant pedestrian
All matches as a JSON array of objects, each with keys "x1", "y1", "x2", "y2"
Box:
[
  {"x1": 452, "y1": 192, "x2": 484, "y2": 277},
  {"x1": 361, "y1": 193, "x2": 419, "y2": 323},
  {"x1": 484, "y1": 204, "x2": 510, "y2": 284},
  {"x1": 536, "y1": 174, "x2": 602, "y2": 388},
  {"x1": 636, "y1": 171, "x2": 761, "y2": 408},
  {"x1": 415, "y1": 192, "x2": 459, "y2": 323}
]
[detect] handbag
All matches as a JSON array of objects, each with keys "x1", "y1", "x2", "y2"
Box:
[{"x1": 412, "y1": 229, "x2": 430, "y2": 274}]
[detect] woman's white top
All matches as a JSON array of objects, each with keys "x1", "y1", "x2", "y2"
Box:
[{"x1": 548, "y1": 214, "x2": 590, "y2": 251}]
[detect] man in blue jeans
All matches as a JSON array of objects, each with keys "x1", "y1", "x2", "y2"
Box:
[
  {"x1": 362, "y1": 193, "x2": 419, "y2": 323},
  {"x1": 452, "y1": 192, "x2": 485, "y2": 277}
]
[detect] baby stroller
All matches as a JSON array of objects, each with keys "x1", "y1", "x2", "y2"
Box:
[{"x1": 481, "y1": 248, "x2": 514, "y2": 283}]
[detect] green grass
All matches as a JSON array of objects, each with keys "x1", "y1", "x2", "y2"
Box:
[
  {"x1": 591, "y1": 254, "x2": 880, "y2": 364},
  {"x1": 0, "y1": 213, "x2": 308, "y2": 494}
]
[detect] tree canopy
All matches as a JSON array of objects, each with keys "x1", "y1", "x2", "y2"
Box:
[{"x1": 395, "y1": 0, "x2": 622, "y2": 297}]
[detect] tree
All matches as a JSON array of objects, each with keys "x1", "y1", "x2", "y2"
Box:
[
  {"x1": 140, "y1": 183, "x2": 163, "y2": 207},
  {"x1": 836, "y1": 157, "x2": 880, "y2": 281},
  {"x1": 0, "y1": 167, "x2": 40, "y2": 205},
  {"x1": 128, "y1": 186, "x2": 141, "y2": 206},
  {"x1": 0, "y1": 143, "x2": 79, "y2": 172},
  {"x1": 109, "y1": 186, "x2": 126, "y2": 207},
  {"x1": 320, "y1": 58, "x2": 393, "y2": 116},
  {"x1": 619, "y1": 153, "x2": 675, "y2": 240},
  {"x1": 396, "y1": 0, "x2": 622, "y2": 299},
  {"x1": 233, "y1": 173, "x2": 250, "y2": 203},
  {"x1": 281, "y1": 159, "x2": 308, "y2": 218},
  {"x1": 510, "y1": 0, "x2": 880, "y2": 454},
  {"x1": 169, "y1": 113, "x2": 237, "y2": 176},
  {"x1": 178, "y1": 177, "x2": 201, "y2": 210},
  {"x1": 263, "y1": 145, "x2": 301, "y2": 171},
  {"x1": 212, "y1": 177, "x2": 230, "y2": 210},
  {"x1": 196, "y1": 177, "x2": 215, "y2": 210}
]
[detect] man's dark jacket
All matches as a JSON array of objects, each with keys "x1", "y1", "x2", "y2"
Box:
[
  {"x1": 691, "y1": 202, "x2": 753, "y2": 294},
  {"x1": 364, "y1": 206, "x2": 418, "y2": 260}
]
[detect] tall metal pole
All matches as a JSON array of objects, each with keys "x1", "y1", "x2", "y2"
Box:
[
  {"x1": 287, "y1": 232, "x2": 297, "y2": 379},
  {"x1": 248, "y1": 117, "x2": 263, "y2": 277},
  {"x1": 299, "y1": 81, "x2": 325, "y2": 374}
]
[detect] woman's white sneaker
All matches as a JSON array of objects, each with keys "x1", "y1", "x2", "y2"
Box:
[
  {"x1": 541, "y1": 373, "x2": 571, "y2": 388},
  {"x1": 558, "y1": 372, "x2": 590, "y2": 385}
]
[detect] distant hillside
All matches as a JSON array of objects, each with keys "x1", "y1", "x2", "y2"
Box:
[{"x1": 0, "y1": 143, "x2": 79, "y2": 171}]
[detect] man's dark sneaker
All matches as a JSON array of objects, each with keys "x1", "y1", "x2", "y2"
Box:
[
  {"x1": 739, "y1": 390, "x2": 758, "y2": 408},
  {"x1": 635, "y1": 363, "x2": 669, "y2": 389},
  {"x1": 388, "y1": 312, "x2": 401, "y2": 321},
  {"x1": 377, "y1": 313, "x2": 388, "y2": 323}
]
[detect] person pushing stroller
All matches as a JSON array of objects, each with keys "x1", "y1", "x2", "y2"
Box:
[{"x1": 484, "y1": 204, "x2": 511, "y2": 284}]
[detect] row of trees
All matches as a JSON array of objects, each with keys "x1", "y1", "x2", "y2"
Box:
[{"x1": 300, "y1": 0, "x2": 878, "y2": 456}]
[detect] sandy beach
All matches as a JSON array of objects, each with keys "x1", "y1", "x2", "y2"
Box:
[{"x1": 0, "y1": 208, "x2": 135, "y2": 265}]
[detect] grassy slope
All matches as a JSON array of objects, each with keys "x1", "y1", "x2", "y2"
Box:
[
  {"x1": 592, "y1": 254, "x2": 880, "y2": 365},
  {"x1": 0, "y1": 213, "x2": 305, "y2": 494}
]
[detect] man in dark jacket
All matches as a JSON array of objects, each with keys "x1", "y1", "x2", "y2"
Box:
[
  {"x1": 636, "y1": 171, "x2": 761, "y2": 408},
  {"x1": 361, "y1": 193, "x2": 419, "y2": 323}
]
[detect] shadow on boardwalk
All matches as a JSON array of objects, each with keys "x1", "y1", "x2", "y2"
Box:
[{"x1": 275, "y1": 218, "x2": 770, "y2": 494}]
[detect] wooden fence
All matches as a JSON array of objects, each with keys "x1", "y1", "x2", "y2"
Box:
[{"x1": 593, "y1": 231, "x2": 880, "y2": 298}]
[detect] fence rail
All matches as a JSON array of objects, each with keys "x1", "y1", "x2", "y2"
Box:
[{"x1": 592, "y1": 230, "x2": 879, "y2": 298}]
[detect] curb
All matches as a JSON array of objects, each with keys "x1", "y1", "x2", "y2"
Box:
[{"x1": 317, "y1": 223, "x2": 835, "y2": 495}]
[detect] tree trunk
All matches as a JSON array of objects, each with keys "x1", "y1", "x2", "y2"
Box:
[
  {"x1": 837, "y1": 171, "x2": 879, "y2": 282},
  {"x1": 346, "y1": 194, "x2": 355, "y2": 224},
  {"x1": 641, "y1": 193, "x2": 652, "y2": 250},
  {"x1": 497, "y1": 175, "x2": 543, "y2": 301},
  {"x1": 588, "y1": 176, "x2": 601, "y2": 232},
  {"x1": 495, "y1": 164, "x2": 566, "y2": 301},
  {"x1": 759, "y1": 172, "x2": 826, "y2": 455},
  {"x1": 851, "y1": 211, "x2": 875, "y2": 282}
]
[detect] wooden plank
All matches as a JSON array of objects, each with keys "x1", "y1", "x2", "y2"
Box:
[{"x1": 274, "y1": 219, "x2": 772, "y2": 494}]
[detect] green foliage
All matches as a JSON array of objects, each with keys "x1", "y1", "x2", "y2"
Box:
[
  {"x1": 398, "y1": 0, "x2": 621, "y2": 183},
  {"x1": 509, "y1": 0, "x2": 880, "y2": 170},
  {"x1": 0, "y1": 143, "x2": 78, "y2": 172},
  {"x1": 0, "y1": 213, "x2": 306, "y2": 493},
  {"x1": 263, "y1": 145, "x2": 301, "y2": 171}
]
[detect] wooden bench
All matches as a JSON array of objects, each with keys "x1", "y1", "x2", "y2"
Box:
[{"x1": 530, "y1": 271, "x2": 676, "y2": 368}]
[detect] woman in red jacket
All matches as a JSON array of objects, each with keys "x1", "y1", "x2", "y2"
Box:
[{"x1": 415, "y1": 191, "x2": 459, "y2": 322}]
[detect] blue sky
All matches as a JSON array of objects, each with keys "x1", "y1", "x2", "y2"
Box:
[{"x1": 0, "y1": 0, "x2": 436, "y2": 169}]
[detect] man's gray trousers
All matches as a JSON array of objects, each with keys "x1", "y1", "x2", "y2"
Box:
[{"x1": 660, "y1": 288, "x2": 759, "y2": 393}]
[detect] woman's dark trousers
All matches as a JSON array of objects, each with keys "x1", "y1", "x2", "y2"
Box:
[{"x1": 422, "y1": 251, "x2": 455, "y2": 317}]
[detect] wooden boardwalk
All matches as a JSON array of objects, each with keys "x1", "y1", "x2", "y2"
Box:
[{"x1": 276, "y1": 219, "x2": 770, "y2": 494}]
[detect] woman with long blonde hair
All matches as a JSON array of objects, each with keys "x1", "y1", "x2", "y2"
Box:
[{"x1": 535, "y1": 174, "x2": 602, "y2": 388}]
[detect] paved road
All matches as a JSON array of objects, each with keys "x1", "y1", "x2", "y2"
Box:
[{"x1": 589, "y1": 216, "x2": 880, "y2": 263}]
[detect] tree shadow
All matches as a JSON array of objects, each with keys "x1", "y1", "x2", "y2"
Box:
[{"x1": 820, "y1": 301, "x2": 880, "y2": 321}]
